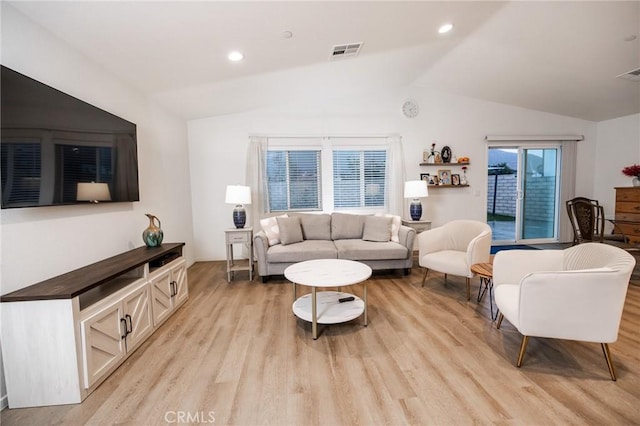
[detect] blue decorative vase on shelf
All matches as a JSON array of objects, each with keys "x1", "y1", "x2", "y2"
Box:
[{"x1": 143, "y1": 213, "x2": 164, "y2": 247}]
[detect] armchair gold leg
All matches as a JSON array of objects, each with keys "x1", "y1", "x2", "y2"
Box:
[
  {"x1": 516, "y1": 336, "x2": 530, "y2": 367},
  {"x1": 496, "y1": 313, "x2": 504, "y2": 329},
  {"x1": 466, "y1": 277, "x2": 471, "y2": 301},
  {"x1": 421, "y1": 268, "x2": 429, "y2": 287},
  {"x1": 601, "y1": 343, "x2": 617, "y2": 381}
]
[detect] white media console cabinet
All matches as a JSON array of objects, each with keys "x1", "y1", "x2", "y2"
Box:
[{"x1": 1, "y1": 243, "x2": 188, "y2": 408}]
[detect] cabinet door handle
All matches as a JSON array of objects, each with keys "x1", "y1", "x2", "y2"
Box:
[
  {"x1": 120, "y1": 318, "x2": 128, "y2": 339},
  {"x1": 125, "y1": 314, "x2": 133, "y2": 335},
  {"x1": 170, "y1": 280, "x2": 177, "y2": 297}
]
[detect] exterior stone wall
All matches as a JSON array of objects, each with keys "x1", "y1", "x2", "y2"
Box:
[
  {"x1": 487, "y1": 174, "x2": 556, "y2": 220},
  {"x1": 487, "y1": 174, "x2": 517, "y2": 217}
]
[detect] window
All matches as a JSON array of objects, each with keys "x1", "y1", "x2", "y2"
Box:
[
  {"x1": 333, "y1": 150, "x2": 386, "y2": 208},
  {"x1": 266, "y1": 150, "x2": 321, "y2": 211},
  {"x1": 263, "y1": 137, "x2": 390, "y2": 213}
]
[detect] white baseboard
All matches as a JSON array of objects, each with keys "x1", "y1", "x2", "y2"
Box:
[{"x1": 1, "y1": 393, "x2": 7, "y2": 410}]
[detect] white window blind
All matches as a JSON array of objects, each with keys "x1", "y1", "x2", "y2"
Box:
[
  {"x1": 333, "y1": 150, "x2": 387, "y2": 209},
  {"x1": 266, "y1": 150, "x2": 321, "y2": 211}
]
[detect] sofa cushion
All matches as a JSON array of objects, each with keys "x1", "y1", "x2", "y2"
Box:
[
  {"x1": 375, "y1": 213, "x2": 401, "y2": 243},
  {"x1": 260, "y1": 214, "x2": 288, "y2": 246},
  {"x1": 267, "y1": 240, "x2": 338, "y2": 263},
  {"x1": 277, "y1": 216, "x2": 304, "y2": 245},
  {"x1": 331, "y1": 213, "x2": 365, "y2": 240},
  {"x1": 299, "y1": 214, "x2": 332, "y2": 240},
  {"x1": 420, "y1": 250, "x2": 469, "y2": 277},
  {"x1": 362, "y1": 216, "x2": 392, "y2": 242},
  {"x1": 334, "y1": 239, "x2": 408, "y2": 261}
]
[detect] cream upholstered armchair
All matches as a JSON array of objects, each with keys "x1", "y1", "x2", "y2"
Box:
[
  {"x1": 418, "y1": 220, "x2": 492, "y2": 300},
  {"x1": 494, "y1": 243, "x2": 635, "y2": 380}
]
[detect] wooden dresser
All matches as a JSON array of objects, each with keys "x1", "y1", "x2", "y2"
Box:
[{"x1": 614, "y1": 187, "x2": 640, "y2": 244}]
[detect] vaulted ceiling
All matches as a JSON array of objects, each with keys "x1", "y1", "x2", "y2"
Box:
[{"x1": 5, "y1": 1, "x2": 640, "y2": 122}]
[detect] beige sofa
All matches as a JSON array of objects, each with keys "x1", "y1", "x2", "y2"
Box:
[{"x1": 253, "y1": 212, "x2": 415, "y2": 282}]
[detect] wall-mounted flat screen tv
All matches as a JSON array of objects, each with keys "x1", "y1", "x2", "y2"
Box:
[{"x1": 1, "y1": 65, "x2": 140, "y2": 209}]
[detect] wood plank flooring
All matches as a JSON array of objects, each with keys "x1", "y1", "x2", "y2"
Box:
[{"x1": 2, "y1": 261, "x2": 640, "y2": 425}]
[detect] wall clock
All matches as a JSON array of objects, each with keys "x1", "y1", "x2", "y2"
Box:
[{"x1": 402, "y1": 100, "x2": 419, "y2": 118}]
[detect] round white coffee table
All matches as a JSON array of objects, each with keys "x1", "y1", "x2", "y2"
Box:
[{"x1": 284, "y1": 259, "x2": 372, "y2": 339}]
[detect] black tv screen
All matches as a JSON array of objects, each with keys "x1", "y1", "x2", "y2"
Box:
[{"x1": 1, "y1": 65, "x2": 139, "y2": 208}]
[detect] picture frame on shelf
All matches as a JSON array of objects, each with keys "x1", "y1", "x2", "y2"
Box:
[
  {"x1": 420, "y1": 173, "x2": 430, "y2": 183},
  {"x1": 431, "y1": 175, "x2": 439, "y2": 185},
  {"x1": 451, "y1": 174, "x2": 460, "y2": 186},
  {"x1": 438, "y1": 169, "x2": 451, "y2": 185}
]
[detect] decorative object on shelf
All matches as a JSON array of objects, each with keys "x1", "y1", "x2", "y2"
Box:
[
  {"x1": 621, "y1": 164, "x2": 640, "y2": 186},
  {"x1": 423, "y1": 148, "x2": 429, "y2": 162},
  {"x1": 404, "y1": 180, "x2": 429, "y2": 221},
  {"x1": 402, "y1": 99, "x2": 419, "y2": 118},
  {"x1": 420, "y1": 173, "x2": 430, "y2": 182},
  {"x1": 427, "y1": 142, "x2": 439, "y2": 164},
  {"x1": 225, "y1": 185, "x2": 252, "y2": 228},
  {"x1": 76, "y1": 182, "x2": 111, "y2": 203},
  {"x1": 451, "y1": 174, "x2": 460, "y2": 185},
  {"x1": 461, "y1": 166, "x2": 468, "y2": 185},
  {"x1": 457, "y1": 156, "x2": 470, "y2": 163},
  {"x1": 143, "y1": 213, "x2": 164, "y2": 247},
  {"x1": 438, "y1": 169, "x2": 451, "y2": 185},
  {"x1": 441, "y1": 146, "x2": 452, "y2": 163}
]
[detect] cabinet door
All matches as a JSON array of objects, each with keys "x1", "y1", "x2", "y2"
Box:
[
  {"x1": 172, "y1": 259, "x2": 189, "y2": 307},
  {"x1": 80, "y1": 301, "x2": 126, "y2": 389},
  {"x1": 150, "y1": 268, "x2": 173, "y2": 327},
  {"x1": 122, "y1": 283, "x2": 153, "y2": 351}
]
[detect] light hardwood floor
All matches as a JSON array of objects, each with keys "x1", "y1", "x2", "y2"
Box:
[{"x1": 3, "y1": 261, "x2": 640, "y2": 425}]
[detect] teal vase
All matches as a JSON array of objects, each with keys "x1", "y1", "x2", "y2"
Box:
[{"x1": 143, "y1": 214, "x2": 164, "y2": 247}]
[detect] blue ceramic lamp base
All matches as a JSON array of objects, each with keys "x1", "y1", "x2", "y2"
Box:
[
  {"x1": 233, "y1": 205, "x2": 246, "y2": 228},
  {"x1": 410, "y1": 199, "x2": 422, "y2": 221}
]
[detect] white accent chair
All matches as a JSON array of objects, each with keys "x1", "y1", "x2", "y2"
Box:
[
  {"x1": 418, "y1": 220, "x2": 492, "y2": 300},
  {"x1": 494, "y1": 243, "x2": 635, "y2": 380}
]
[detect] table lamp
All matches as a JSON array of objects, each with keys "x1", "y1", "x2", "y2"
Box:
[
  {"x1": 225, "y1": 185, "x2": 252, "y2": 228},
  {"x1": 404, "y1": 180, "x2": 429, "y2": 221}
]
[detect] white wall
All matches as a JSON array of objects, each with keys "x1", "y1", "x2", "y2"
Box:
[
  {"x1": 594, "y1": 113, "x2": 640, "y2": 226},
  {"x1": 1, "y1": 4, "x2": 195, "y2": 295},
  {"x1": 188, "y1": 84, "x2": 597, "y2": 261},
  {"x1": 1, "y1": 4, "x2": 194, "y2": 407}
]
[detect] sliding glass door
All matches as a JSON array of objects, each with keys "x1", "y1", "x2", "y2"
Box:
[{"x1": 488, "y1": 145, "x2": 561, "y2": 244}]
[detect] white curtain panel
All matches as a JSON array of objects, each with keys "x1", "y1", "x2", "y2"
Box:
[
  {"x1": 387, "y1": 135, "x2": 406, "y2": 217},
  {"x1": 246, "y1": 135, "x2": 268, "y2": 230}
]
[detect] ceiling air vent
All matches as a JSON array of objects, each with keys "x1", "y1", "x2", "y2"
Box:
[
  {"x1": 330, "y1": 42, "x2": 364, "y2": 60},
  {"x1": 616, "y1": 67, "x2": 640, "y2": 82}
]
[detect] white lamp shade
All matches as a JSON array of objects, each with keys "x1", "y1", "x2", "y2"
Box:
[
  {"x1": 77, "y1": 182, "x2": 111, "y2": 202},
  {"x1": 404, "y1": 180, "x2": 429, "y2": 198},
  {"x1": 225, "y1": 185, "x2": 252, "y2": 205}
]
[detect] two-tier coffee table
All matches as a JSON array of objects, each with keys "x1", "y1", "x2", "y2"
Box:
[{"x1": 284, "y1": 259, "x2": 372, "y2": 339}]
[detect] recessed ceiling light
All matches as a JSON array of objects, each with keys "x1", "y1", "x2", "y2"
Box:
[
  {"x1": 282, "y1": 30, "x2": 293, "y2": 39},
  {"x1": 438, "y1": 23, "x2": 454, "y2": 34},
  {"x1": 228, "y1": 51, "x2": 244, "y2": 62}
]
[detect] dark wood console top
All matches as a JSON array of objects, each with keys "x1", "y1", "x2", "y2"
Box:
[{"x1": 1, "y1": 243, "x2": 185, "y2": 302}]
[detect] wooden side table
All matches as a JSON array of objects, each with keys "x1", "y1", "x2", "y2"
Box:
[
  {"x1": 224, "y1": 227, "x2": 254, "y2": 282},
  {"x1": 470, "y1": 262, "x2": 497, "y2": 320},
  {"x1": 401, "y1": 219, "x2": 432, "y2": 251}
]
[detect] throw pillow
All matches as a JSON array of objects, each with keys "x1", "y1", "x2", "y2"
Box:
[
  {"x1": 277, "y1": 216, "x2": 304, "y2": 245},
  {"x1": 362, "y1": 215, "x2": 393, "y2": 242},
  {"x1": 260, "y1": 214, "x2": 288, "y2": 246},
  {"x1": 375, "y1": 213, "x2": 401, "y2": 243}
]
